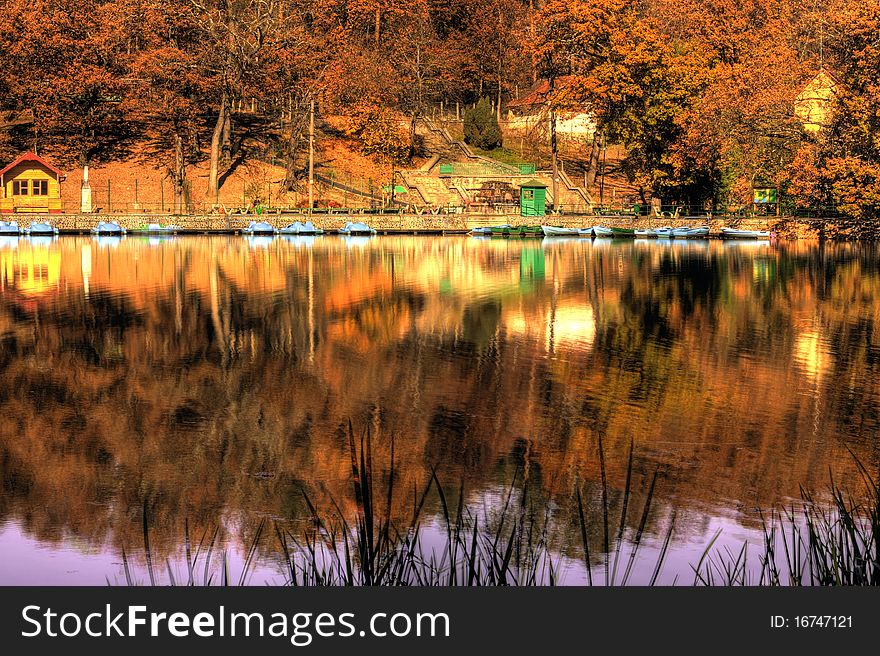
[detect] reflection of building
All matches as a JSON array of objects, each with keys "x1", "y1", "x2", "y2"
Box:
[
  {"x1": 0, "y1": 152, "x2": 66, "y2": 214},
  {"x1": 794, "y1": 70, "x2": 841, "y2": 134},
  {"x1": 0, "y1": 240, "x2": 61, "y2": 295}
]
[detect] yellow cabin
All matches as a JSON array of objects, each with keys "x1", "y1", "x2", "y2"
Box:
[
  {"x1": 0, "y1": 152, "x2": 66, "y2": 214},
  {"x1": 794, "y1": 69, "x2": 841, "y2": 134}
]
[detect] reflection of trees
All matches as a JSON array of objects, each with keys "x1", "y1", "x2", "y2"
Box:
[{"x1": 0, "y1": 237, "x2": 878, "y2": 562}]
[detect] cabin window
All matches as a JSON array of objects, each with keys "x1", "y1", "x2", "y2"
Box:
[
  {"x1": 523, "y1": 190, "x2": 534, "y2": 200},
  {"x1": 12, "y1": 180, "x2": 29, "y2": 196},
  {"x1": 32, "y1": 180, "x2": 48, "y2": 196}
]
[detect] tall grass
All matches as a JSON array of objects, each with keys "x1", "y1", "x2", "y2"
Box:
[
  {"x1": 120, "y1": 426, "x2": 879, "y2": 586},
  {"x1": 693, "y1": 457, "x2": 880, "y2": 586}
]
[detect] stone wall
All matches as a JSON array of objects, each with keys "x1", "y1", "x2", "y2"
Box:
[{"x1": 5, "y1": 212, "x2": 831, "y2": 238}]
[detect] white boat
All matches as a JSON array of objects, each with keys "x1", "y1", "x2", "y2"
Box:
[
  {"x1": 671, "y1": 226, "x2": 692, "y2": 238},
  {"x1": 0, "y1": 220, "x2": 20, "y2": 235},
  {"x1": 142, "y1": 223, "x2": 181, "y2": 233},
  {"x1": 25, "y1": 221, "x2": 59, "y2": 235},
  {"x1": 279, "y1": 220, "x2": 324, "y2": 235},
  {"x1": 91, "y1": 221, "x2": 126, "y2": 235},
  {"x1": 589, "y1": 226, "x2": 614, "y2": 237},
  {"x1": 541, "y1": 225, "x2": 579, "y2": 236},
  {"x1": 653, "y1": 226, "x2": 674, "y2": 238},
  {"x1": 339, "y1": 221, "x2": 377, "y2": 235},
  {"x1": 686, "y1": 226, "x2": 710, "y2": 237},
  {"x1": 721, "y1": 227, "x2": 771, "y2": 239},
  {"x1": 242, "y1": 220, "x2": 277, "y2": 235}
]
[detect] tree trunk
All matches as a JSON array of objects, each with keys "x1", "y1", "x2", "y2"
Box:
[
  {"x1": 173, "y1": 133, "x2": 186, "y2": 215},
  {"x1": 585, "y1": 134, "x2": 601, "y2": 190},
  {"x1": 221, "y1": 107, "x2": 233, "y2": 164},
  {"x1": 374, "y1": 7, "x2": 381, "y2": 47},
  {"x1": 409, "y1": 112, "x2": 417, "y2": 160},
  {"x1": 207, "y1": 93, "x2": 229, "y2": 205}
]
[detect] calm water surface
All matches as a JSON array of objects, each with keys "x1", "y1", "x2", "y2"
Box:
[{"x1": 0, "y1": 234, "x2": 877, "y2": 584}]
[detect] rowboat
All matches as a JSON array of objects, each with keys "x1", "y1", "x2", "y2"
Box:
[
  {"x1": 136, "y1": 223, "x2": 181, "y2": 234},
  {"x1": 280, "y1": 220, "x2": 324, "y2": 235},
  {"x1": 541, "y1": 225, "x2": 579, "y2": 236},
  {"x1": 242, "y1": 220, "x2": 277, "y2": 235},
  {"x1": 91, "y1": 221, "x2": 126, "y2": 235},
  {"x1": 671, "y1": 227, "x2": 692, "y2": 238},
  {"x1": 720, "y1": 227, "x2": 770, "y2": 239},
  {"x1": 611, "y1": 227, "x2": 636, "y2": 237},
  {"x1": 0, "y1": 220, "x2": 20, "y2": 235},
  {"x1": 686, "y1": 226, "x2": 710, "y2": 237},
  {"x1": 25, "y1": 221, "x2": 58, "y2": 235},
  {"x1": 635, "y1": 226, "x2": 674, "y2": 238},
  {"x1": 339, "y1": 221, "x2": 377, "y2": 235},
  {"x1": 588, "y1": 226, "x2": 614, "y2": 237},
  {"x1": 471, "y1": 224, "x2": 510, "y2": 236}
]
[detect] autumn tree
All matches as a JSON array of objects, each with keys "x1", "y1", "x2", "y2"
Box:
[
  {"x1": 0, "y1": 0, "x2": 132, "y2": 167},
  {"x1": 789, "y1": 0, "x2": 880, "y2": 222}
]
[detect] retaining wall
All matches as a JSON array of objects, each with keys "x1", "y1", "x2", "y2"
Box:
[{"x1": 3, "y1": 212, "x2": 835, "y2": 238}]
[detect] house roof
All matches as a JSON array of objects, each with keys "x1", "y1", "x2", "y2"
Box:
[
  {"x1": 0, "y1": 151, "x2": 66, "y2": 180},
  {"x1": 507, "y1": 76, "x2": 582, "y2": 111},
  {"x1": 507, "y1": 75, "x2": 580, "y2": 111},
  {"x1": 519, "y1": 179, "x2": 547, "y2": 188}
]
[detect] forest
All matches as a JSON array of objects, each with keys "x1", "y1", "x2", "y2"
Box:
[{"x1": 0, "y1": 0, "x2": 878, "y2": 218}]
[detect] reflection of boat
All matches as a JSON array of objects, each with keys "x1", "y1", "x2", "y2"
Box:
[
  {"x1": 25, "y1": 221, "x2": 59, "y2": 235},
  {"x1": 27, "y1": 235, "x2": 57, "y2": 247},
  {"x1": 242, "y1": 220, "x2": 277, "y2": 235},
  {"x1": 541, "y1": 225, "x2": 579, "y2": 236},
  {"x1": 91, "y1": 221, "x2": 126, "y2": 235},
  {"x1": 0, "y1": 220, "x2": 20, "y2": 235},
  {"x1": 339, "y1": 221, "x2": 377, "y2": 235},
  {"x1": 721, "y1": 227, "x2": 771, "y2": 239},
  {"x1": 281, "y1": 235, "x2": 318, "y2": 247},
  {"x1": 245, "y1": 235, "x2": 275, "y2": 249},
  {"x1": 280, "y1": 221, "x2": 324, "y2": 235},
  {"x1": 343, "y1": 236, "x2": 373, "y2": 248},
  {"x1": 686, "y1": 226, "x2": 710, "y2": 237},
  {"x1": 0, "y1": 235, "x2": 19, "y2": 249},
  {"x1": 93, "y1": 236, "x2": 122, "y2": 248}
]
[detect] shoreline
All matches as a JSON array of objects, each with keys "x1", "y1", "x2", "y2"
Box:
[{"x1": 0, "y1": 213, "x2": 847, "y2": 238}]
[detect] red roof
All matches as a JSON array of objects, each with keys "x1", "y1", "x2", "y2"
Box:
[
  {"x1": 507, "y1": 76, "x2": 579, "y2": 110},
  {"x1": 0, "y1": 152, "x2": 66, "y2": 180}
]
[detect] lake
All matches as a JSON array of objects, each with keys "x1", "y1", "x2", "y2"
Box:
[{"x1": 0, "y1": 234, "x2": 876, "y2": 584}]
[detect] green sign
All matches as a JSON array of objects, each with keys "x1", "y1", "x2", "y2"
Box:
[{"x1": 753, "y1": 188, "x2": 778, "y2": 204}]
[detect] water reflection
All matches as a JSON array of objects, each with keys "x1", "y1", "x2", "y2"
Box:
[{"x1": 0, "y1": 235, "x2": 877, "y2": 583}]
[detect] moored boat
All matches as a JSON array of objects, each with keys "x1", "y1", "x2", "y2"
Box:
[
  {"x1": 589, "y1": 226, "x2": 614, "y2": 237},
  {"x1": 610, "y1": 227, "x2": 636, "y2": 237},
  {"x1": 541, "y1": 225, "x2": 579, "y2": 236},
  {"x1": 280, "y1": 220, "x2": 324, "y2": 235},
  {"x1": 653, "y1": 226, "x2": 674, "y2": 238},
  {"x1": 91, "y1": 221, "x2": 126, "y2": 235},
  {"x1": 25, "y1": 221, "x2": 59, "y2": 235},
  {"x1": 671, "y1": 226, "x2": 692, "y2": 238},
  {"x1": 339, "y1": 221, "x2": 377, "y2": 235},
  {"x1": 138, "y1": 223, "x2": 181, "y2": 233},
  {"x1": 686, "y1": 226, "x2": 710, "y2": 238},
  {"x1": 0, "y1": 220, "x2": 20, "y2": 235},
  {"x1": 720, "y1": 227, "x2": 771, "y2": 239},
  {"x1": 242, "y1": 220, "x2": 277, "y2": 235}
]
